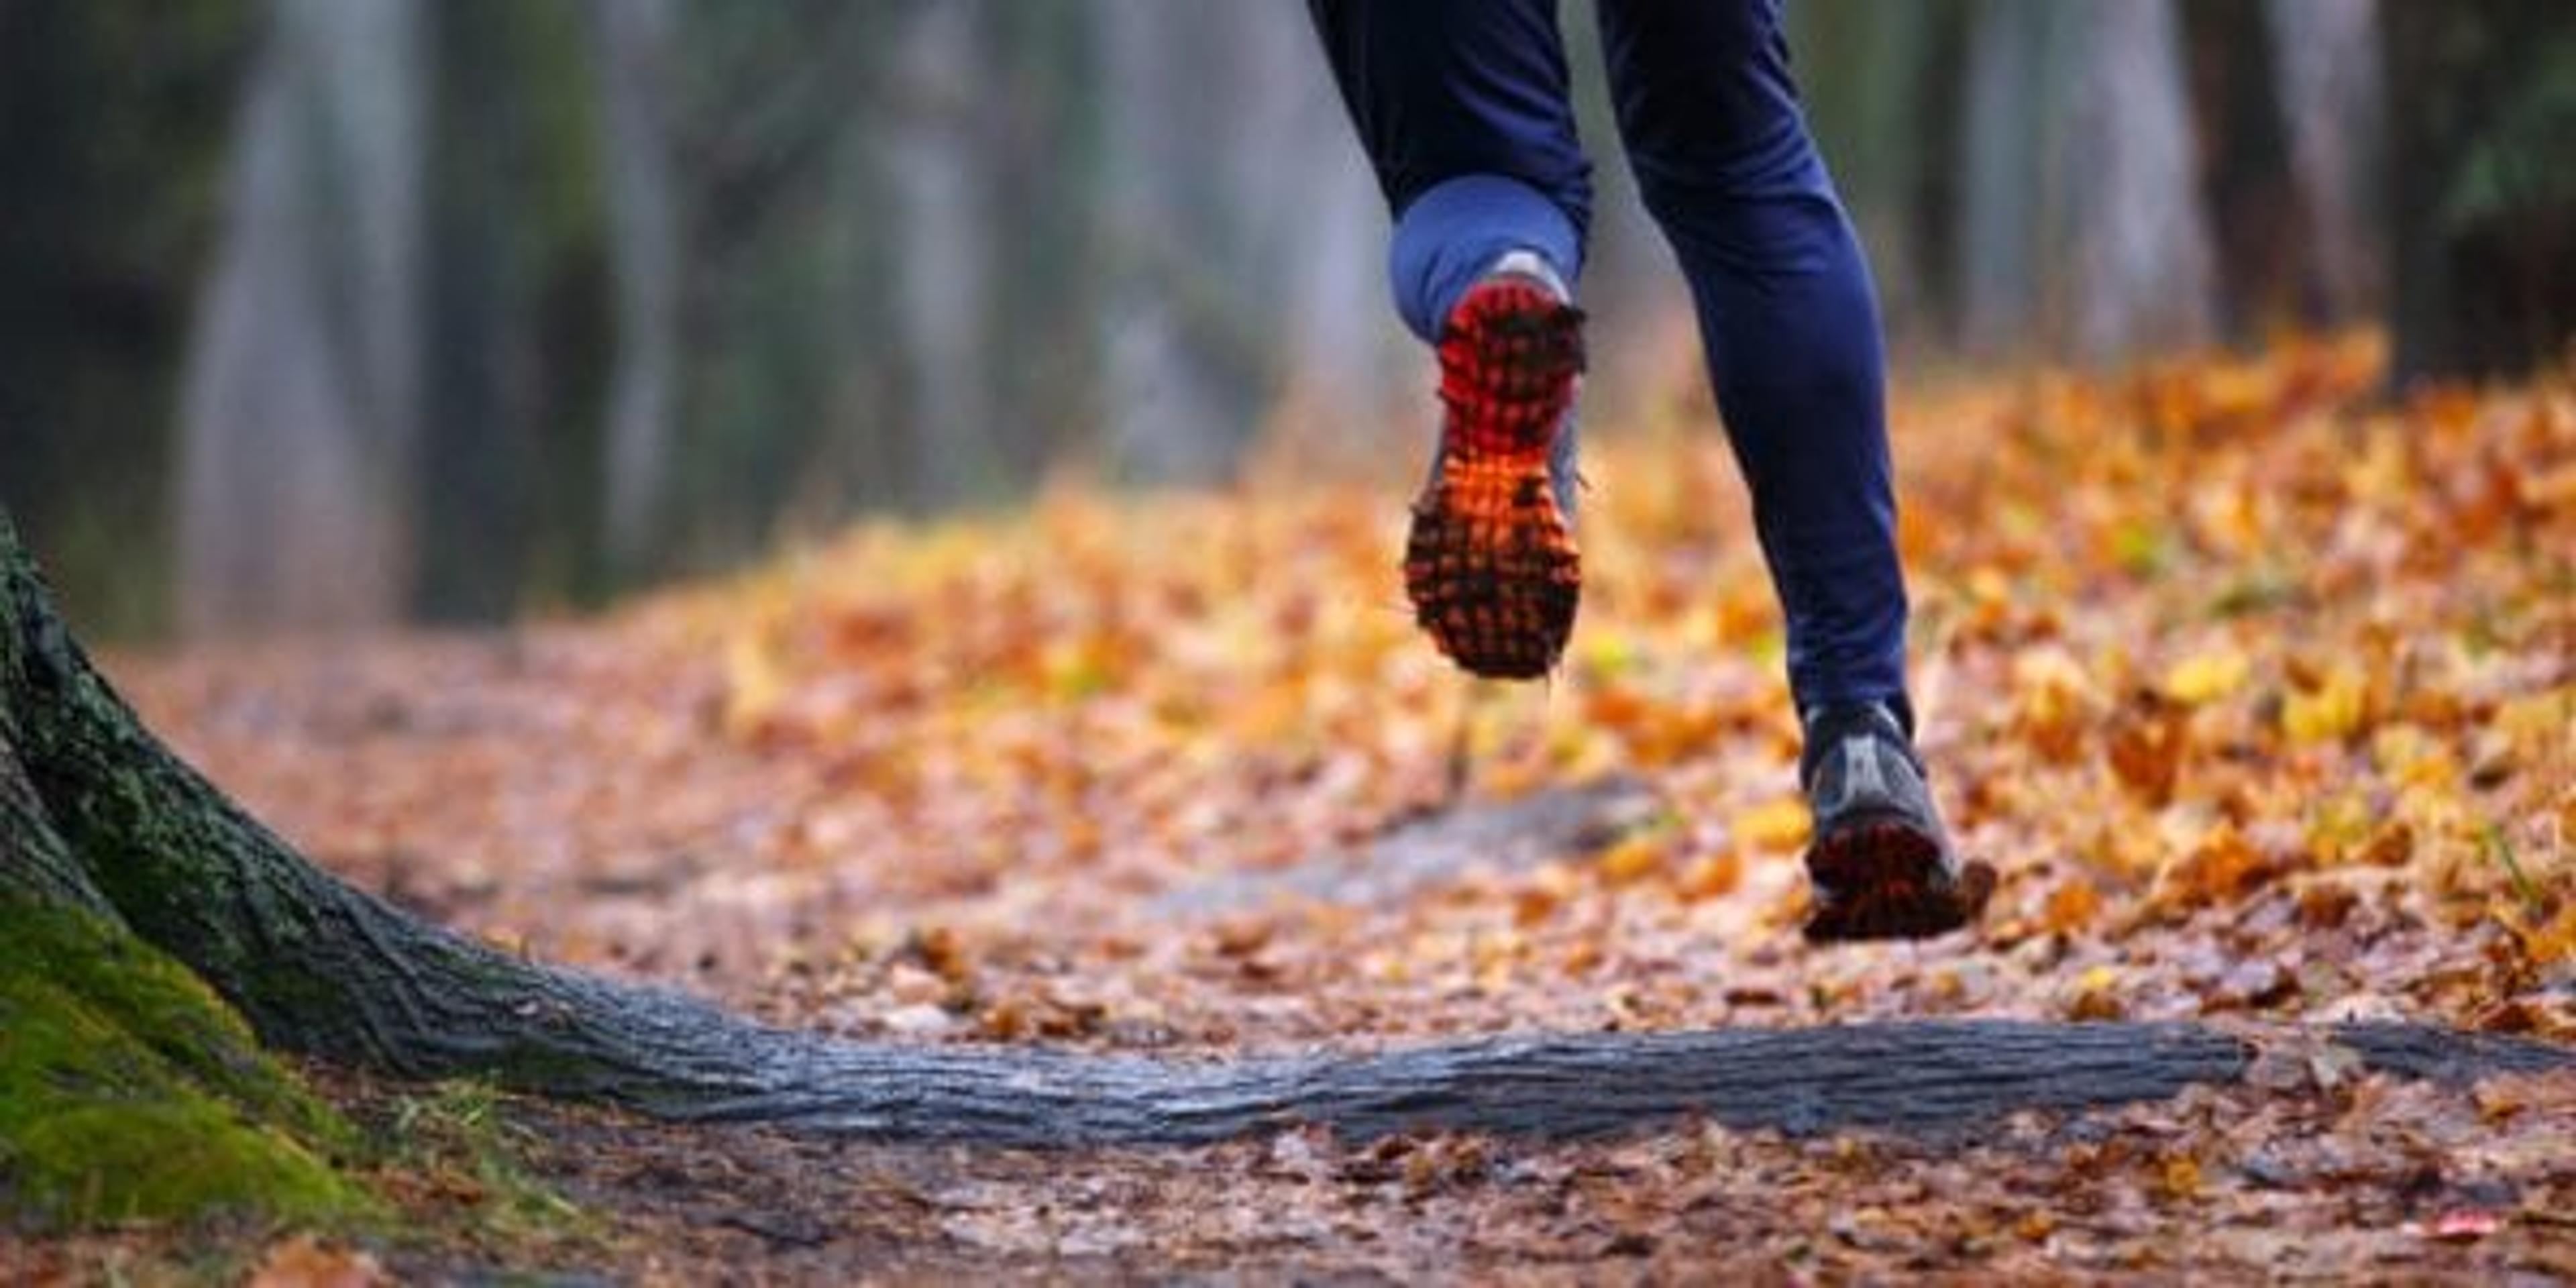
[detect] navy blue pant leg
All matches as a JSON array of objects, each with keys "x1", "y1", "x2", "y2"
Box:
[
  {"x1": 1597, "y1": 0, "x2": 1909, "y2": 725},
  {"x1": 1311, "y1": 0, "x2": 1911, "y2": 724},
  {"x1": 1307, "y1": 0, "x2": 1591, "y2": 340}
]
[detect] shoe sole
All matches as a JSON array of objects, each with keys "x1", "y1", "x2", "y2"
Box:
[
  {"x1": 1802, "y1": 814, "x2": 1995, "y2": 943},
  {"x1": 1405, "y1": 278, "x2": 1584, "y2": 681}
]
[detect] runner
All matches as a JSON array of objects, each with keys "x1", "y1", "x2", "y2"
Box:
[{"x1": 1308, "y1": 1, "x2": 1991, "y2": 940}]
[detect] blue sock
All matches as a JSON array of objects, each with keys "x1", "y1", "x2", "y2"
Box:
[{"x1": 1387, "y1": 175, "x2": 1583, "y2": 341}]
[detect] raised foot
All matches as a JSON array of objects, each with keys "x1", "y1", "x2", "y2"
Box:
[{"x1": 1406, "y1": 276, "x2": 1585, "y2": 680}]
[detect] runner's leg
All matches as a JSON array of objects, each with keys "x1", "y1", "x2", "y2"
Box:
[
  {"x1": 1307, "y1": 0, "x2": 1592, "y2": 338},
  {"x1": 1597, "y1": 0, "x2": 1911, "y2": 726}
]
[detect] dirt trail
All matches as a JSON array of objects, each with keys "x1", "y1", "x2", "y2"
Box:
[{"x1": 34, "y1": 341, "x2": 2574, "y2": 1278}]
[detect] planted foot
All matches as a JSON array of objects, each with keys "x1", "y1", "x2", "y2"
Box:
[{"x1": 1799, "y1": 702, "x2": 1994, "y2": 943}]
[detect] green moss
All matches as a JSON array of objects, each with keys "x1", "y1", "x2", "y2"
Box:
[
  {"x1": 0, "y1": 896, "x2": 375, "y2": 1228},
  {"x1": 12, "y1": 1103, "x2": 354, "y2": 1226}
]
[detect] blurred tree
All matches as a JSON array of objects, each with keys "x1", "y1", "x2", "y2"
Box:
[
  {"x1": 2384, "y1": 0, "x2": 2576, "y2": 384},
  {"x1": 2267, "y1": 0, "x2": 2385, "y2": 327},
  {"x1": 175, "y1": 0, "x2": 425, "y2": 635},
  {"x1": 176, "y1": 0, "x2": 612, "y2": 631},
  {"x1": 0, "y1": 1, "x2": 252, "y2": 637},
  {"x1": 414, "y1": 0, "x2": 611, "y2": 623},
  {"x1": 1955, "y1": 0, "x2": 2216, "y2": 364},
  {"x1": 890, "y1": 4, "x2": 1007, "y2": 503},
  {"x1": 977, "y1": 5, "x2": 1114, "y2": 476},
  {"x1": 2180, "y1": 0, "x2": 2394, "y2": 342},
  {"x1": 595, "y1": 0, "x2": 683, "y2": 575},
  {"x1": 1097, "y1": 4, "x2": 1397, "y2": 486},
  {"x1": 1790, "y1": 0, "x2": 1972, "y2": 351},
  {"x1": 657, "y1": 1, "x2": 916, "y2": 564},
  {"x1": 2180, "y1": 0, "x2": 2314, "y2": 341}
]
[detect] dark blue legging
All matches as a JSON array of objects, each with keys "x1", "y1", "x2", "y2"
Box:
[{"x1": 1310, "y1": 0, "x2": 1911, "y2": 726}]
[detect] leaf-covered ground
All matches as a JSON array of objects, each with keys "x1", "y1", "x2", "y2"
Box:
[{"x1": 33, "y1": 336, "x2": 2576, "y2": 1280}]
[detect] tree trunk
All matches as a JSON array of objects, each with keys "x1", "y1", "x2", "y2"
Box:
[
  {"x1": 0, "y1": 2, "x2": 252, "y2": 641},
  {"x1": 2180, "y1": 0, "x2": 2316, "y2": 341},
  {"x1": 0, "y1": 726, "x2": 111, "y2": 917},
  {"x1": 2, "y1": 510, "x2": 2568, "y2": 1185},
  {"x1": 2267, "y1": 0, "x2": 2385, "y2": 327},
  {"x1": 2383, "y1": 0, "x2": 2576, "y2": 385},
  {"x1": 2055, "y1": 0, "x2": 2218, "y2": 363},
  {"x1": 5, "y1": 508, "x2": 755, "y2": 1105},
  {"x1": 594, "y1": 0, "x2": 682, "y2": 574},
  {"x1": 1097, "y1": 3, "x2": 1265, "y2": 486},
  {"x1": 888, "y1": 3, "x2": 1005, "y2": 507},
  {"x1": 174, "y1": 0, "x2": 424, "y2": 637},
  {"x1": 1954, "y1": 0, "x2": 2049, "y2": 357},
  {"x1": 1955, "y1": 0, "x2": 2217, "y2": 364}
]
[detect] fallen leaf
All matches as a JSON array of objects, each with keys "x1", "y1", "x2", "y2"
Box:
[
  {"x1": 2161, "y1": 648, "x2": 2249, "y2": 706},
  {"x1": 248, "y1": 1236, "x2": 386, "y2": 1288}
]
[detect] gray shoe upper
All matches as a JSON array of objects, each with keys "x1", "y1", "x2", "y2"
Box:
[{"x1": 1799, "y1": 701, "x2": 1953, "y2": 857}]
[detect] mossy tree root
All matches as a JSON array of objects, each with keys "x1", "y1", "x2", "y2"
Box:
[{"x1": 0, "y1": 893, "x2": 372, "y2": 1225}]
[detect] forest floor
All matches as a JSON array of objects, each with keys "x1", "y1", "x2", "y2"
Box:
[{"x1": 11, "y1": 335, "x2": 2576, "y2": 1283}]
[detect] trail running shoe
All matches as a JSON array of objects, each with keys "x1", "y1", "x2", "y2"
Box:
[
  {"x1": 1799, "y1": 701, "x2": 1994, "y2": 942},
  {"x1": 1405, "y1": 253, "x2": 1585, "y2": 680}
]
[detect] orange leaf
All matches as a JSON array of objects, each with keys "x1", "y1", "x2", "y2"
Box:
[{"x1": 249, "y1": 1236, "x2": 386, "y2": 1288}]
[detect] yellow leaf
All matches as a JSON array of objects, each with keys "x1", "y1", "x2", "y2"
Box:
[
  {"x1": 2507, "y1": 901, "x2": 2576, "y2": 967},
  {"x1": 2161, "y1": 648, "x2": 2249, "y2": 705},
  {"x1": 2370, "y1": 724, "x2": 2457, "y2": 791},
  {"x1": 721, "y1": 630, "x2": 787, "y2": 740},
  {"x1": 2306, "y1": 790, "x2": 2375, "y2": 862},
  {"x1": 2282, "y1": 663, "x2": 2367, "y2": 743},
  {"x1": 1731, "y1": 797, "x2": 1811, "y2": 853},
  {"x1": 2065, "y1": 965, "x2": 2126, "y2": 1021},
  {"x1": 2161, "y1": 1154, "x2": 2204, "y2": 1200},
  {"x1": 2496, "y1": 685, "x2": 2575, "y2": 759},
  {"x1": 1595, "y1": 834, "x2": 1668, "y2": 884},
  {"x1": 1576, "y1": 631, "x2": 1646, "y2": 678}
]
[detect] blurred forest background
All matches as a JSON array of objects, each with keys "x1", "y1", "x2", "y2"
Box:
[{"x1": 3, "y1": 0, "x2": 2570, "y2": 641}]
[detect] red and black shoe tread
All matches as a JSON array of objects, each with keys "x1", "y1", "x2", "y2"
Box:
[
  {"x1": 1405, "y1": 278, "x2": 1585, "y2": 681},
  {"x1": 1802, "y1": 813, "x2": 1996, "y2": 942},
  {"x1": 1797, "y1": 702, "x2": 1994, "y2": 943}
]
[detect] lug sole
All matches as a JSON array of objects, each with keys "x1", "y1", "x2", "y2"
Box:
[
  {"x1": 1405, "y1": 278, "x2": 1584, "y2": 681},
  {"x1": 1803, "y1": 816, "x2": 1995, "y2": 943}
]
